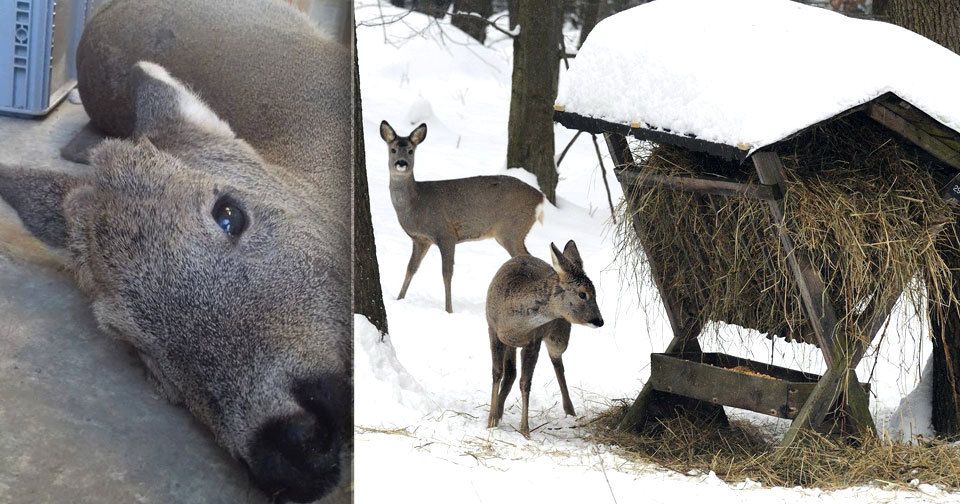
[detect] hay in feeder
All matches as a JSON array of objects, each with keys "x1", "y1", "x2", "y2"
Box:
[{"x1": 617, "y1": 114, "x2": 960, "y2": 346}]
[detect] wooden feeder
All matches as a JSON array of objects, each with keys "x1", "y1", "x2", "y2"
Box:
[
  {"x1": 555, "y1": 94, "x2": 960, "y2": 445},
  {"x1": 552, "y1": 0, "x2": 960, "y2": 446}
]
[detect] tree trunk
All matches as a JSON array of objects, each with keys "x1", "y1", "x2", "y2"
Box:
[
  {"x1": 353, "y1": 26, "x2": 389, "y2": 335},
  {"x1": 451, "y1": 0, "x2": 492, "y2": 43},
  {"x1": 506, "y1": 0, "x2": 562, "y2": 204},
  {"x1": 412, "y1": 0, "x2": 452, "y2": 18},
  {"x1": 577, "y1": 0, "x2": 602, "y2": 48},
  {"x1": 874, "y1": 0, "x2": 960, "y2": 438},
  {"x1": 874, "y1": 0, "x2": 960, "y2": 53}
]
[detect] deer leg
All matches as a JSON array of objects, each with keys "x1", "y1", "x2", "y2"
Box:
[
  {"x1": 518, "y1": 340, "x2": 542, "y2": 438},
  {"x1": 545, "y1": 321, "x2": 575, "y2": 416},
  {"x1": 398, "y1": 237, "x2": 430, "y2": 300},
  {"x1": 496, "y1": 347, "x2": 517, "y2": 422},
  {"x1": 495, "y1": 235, "x2": 529, "y2": 258},
  {"x1": 487, "y1": 327, "x2": 506, "y2": 428},
  {"x1": 551, "y1": 356, "x2": 576, "y2": 417},
  {"x1": 438, "y1": 239, "x2": 456, "y2": 313}
]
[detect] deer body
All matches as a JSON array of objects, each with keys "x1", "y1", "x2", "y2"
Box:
[
  {"x1": 0, "y1": 1, "x2": 352, "y2": 502},
  {"x1": 380, "y1": 121, "x2": 544, "y2": 313},
  {"x1": 485, "y1": 241, "x2": 604, "y2": 438}
]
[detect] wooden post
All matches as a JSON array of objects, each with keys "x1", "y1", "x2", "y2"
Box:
[
  {"x1": 929, "y1": 244, "x2": 960, "y2": 435},
  {"x1": 606, "y1": 132, "x2": 726, "y2": 431},
  {"x1": 753, "y1": 151, "x2": 876, "y2": 446}
]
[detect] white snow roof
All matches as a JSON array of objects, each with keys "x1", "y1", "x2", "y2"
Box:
[{"x1": 556, "y1": 0, "x2": 960, "y2": 157}]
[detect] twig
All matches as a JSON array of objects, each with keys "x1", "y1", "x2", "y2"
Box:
[
  {"x1": 591, "y1": 133, "x2": 617, "y2": 223},
  {"x1": 592, "y1": 444, "x2": 620, "y2": 504},
  {"x1": 556, "y1": 130, "x2": 583, "y2": 167}
]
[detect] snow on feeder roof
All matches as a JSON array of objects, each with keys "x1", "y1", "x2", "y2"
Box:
[{"x1": 555, "y1": 0, "x2": 960, "y2": 166}]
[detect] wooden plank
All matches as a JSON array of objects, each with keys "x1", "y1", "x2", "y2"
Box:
[
  {"x1": 649, "y1": 353, "x2": 817, "y2": 419},
  {"x1": 866, "y1": 101, "x2": 960, "y2": 172},
  {"x1": 752, "y1": 152, "x2": 840, "y2": 367},
  {"x1": 556, "y1": 110, "x2": 748, "y2": 162},
  {"x1": 616, "y1": 338, "x2": 729, "y2": 431},
  {"x1": 618, "y1": 169, "x2": 779, "y2": 200}
]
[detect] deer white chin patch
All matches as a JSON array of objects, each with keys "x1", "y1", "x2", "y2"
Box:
[
  {"x1": 134, "y1": 61, "x2": 235, "y2": 139},
  {"x1": 394, "y1": 164, "x2": 408, "y2": 172},
  {"x1": 584, "y1": 322, "x2": 599, "y2": 328}
]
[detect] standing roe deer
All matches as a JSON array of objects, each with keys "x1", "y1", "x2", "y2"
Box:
[
  {"x1": 379, "y1": 120, "x2": 545, "y2": 313},
  {"x1": 485, "y1": 240, "x2": 604, "y2": 438},
  {"x1": 0, "y1": 0, "x2": 351, "y2": 502}
]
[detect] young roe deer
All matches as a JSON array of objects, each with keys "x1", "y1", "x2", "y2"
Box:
[
  {"x1": 379, "y1": 120, "x2": 545, "y2": 313},
  {"x1": 0, "y1": 1, "x2": 352, "y2": 502},
  {"x1": 485, "y1": 240, "x2": 604, "y2": 438}
]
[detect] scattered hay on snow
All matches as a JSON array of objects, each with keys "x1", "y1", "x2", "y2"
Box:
[{"x1": 589, "y1": 404, "x2": 960, "y2": 490}]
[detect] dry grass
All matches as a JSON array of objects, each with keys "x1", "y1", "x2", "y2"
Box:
[
  {"x1": 617, "y1": 114, "x2": 960, "y2": 347},
  {"x1": 588, "y1": 404, "x2": 960, "y2": 490}
]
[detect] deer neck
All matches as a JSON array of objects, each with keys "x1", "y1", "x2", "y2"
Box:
[{"x1": 388, "y1": 173, "x2": 419, "y2": 213}]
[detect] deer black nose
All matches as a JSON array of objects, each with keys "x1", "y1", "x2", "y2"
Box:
[
  {"x1": 247, "y1": 377, "x2": 350, "y2": 503},
  {"x1": 396, "y1": 159, "x2": 408, "y2": 168},
  {"x1": 589, "y1": 317, "x2": 604, "y2": 328},
  {"x1": 247, "y1": 411, "x2": 342, "y2": 503}
]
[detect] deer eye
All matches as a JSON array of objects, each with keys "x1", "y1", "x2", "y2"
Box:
[
  {"x1": 212, "y1": 195, "x2": 247, "y2": 237},
  {"x1": 391, "y1": 148, "x2": 397, "y2": 153},
  {"x1": 578, "y1": 292, "x2": 588, "y2": 300},
  {"x1": 407, "y1": 150, "x2": 413, "y2": 155}
]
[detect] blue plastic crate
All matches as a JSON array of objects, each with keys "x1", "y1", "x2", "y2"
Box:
[{"x1": 0, "y1": 0, "x2": 105, "y2": 117}]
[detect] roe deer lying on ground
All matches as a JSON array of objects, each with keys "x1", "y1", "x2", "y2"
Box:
[
  {"x1": 0, "y1": 1, "x2": 352, "y2": 502},
  {"x1": 379, "y1": 120, "x2": 545, "y2": 313},
  {"x1": 485, "y1": 241, "x2": 604, "y2": 438}
]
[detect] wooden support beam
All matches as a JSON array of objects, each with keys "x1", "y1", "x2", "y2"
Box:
[
  {"x1": 778, "y1": 367, "x2": 844, "y2": 448},
  {"x1": 841, "y1": 370, "x2": 877, "y2": 437},
  {"x1": 605, "y1": 133, "x2": 694, "y2": 338},
  {"x1": 866, "y1": 100, "x2": 960, "y2": 172},
  {"x1": 618, "y1": 169, "x2": 780, "y2": 200},
  {"x1": 752, "y1": 151, "x2": 840, "y2": 366},
  {"x1": 604, "y1": 132, "x2": 725, "y2": 432}
]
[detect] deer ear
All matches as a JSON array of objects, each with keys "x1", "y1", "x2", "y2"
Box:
[
  {"x1": 379, "y1": 120, "x2": 397, "y2": 143},
  {"x1": 550, "y1": 242, "x2": 573, "y2": 281},
  {"x1": 130, "y1": 61, "x2": 235, "y2": 139},
  {"x1": 0, "y1": 165, "x2": 93, "y2": 248},
  {"x1": 562, "y1": 240, "x2": 583, "y2": 270},
  {"x1": 409, "y1": 123, "x2": 427, "y2": 145}
]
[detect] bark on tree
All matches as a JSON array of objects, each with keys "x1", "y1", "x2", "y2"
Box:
[
  {"x1": 875, "y1": 0, "x2": 960, "y2": 437},
  {"x1": 353, "y1": 27, "x2": 389, "y2": 335},
  {"x1": 451, "y1": 0, "x2": 492, "y2": 43},
  {"x1": 874, "y1": 0, "x2": 960, "y2": 53},
  {"x1": 412, "y1": 0, "x2": 452, "y2": 18},
  {"x1": 577, "y1": 0, "x2": 602, "y2": 48},
  {"x1": 506, "y1": 0, "x2": 562, "y2": 204}
]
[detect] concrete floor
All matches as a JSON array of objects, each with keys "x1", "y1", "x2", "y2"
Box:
[{"x1": 0, "y1": 103, "x2": 265, "y2": 503}]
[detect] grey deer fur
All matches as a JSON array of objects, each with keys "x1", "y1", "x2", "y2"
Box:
[
  {"x1": 485, "y1": 241, "x2": 604, "y2": 438},
  {"x1": 379, "y1": 120, "x2": 545, "y2": 313},
  {"x1": 0, "y1": 1, "x2": 351, "y2": 502}
]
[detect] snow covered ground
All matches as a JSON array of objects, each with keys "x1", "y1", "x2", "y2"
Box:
[{"x1": 354, "y1": 2, "x2": 955, "y2": 502}]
